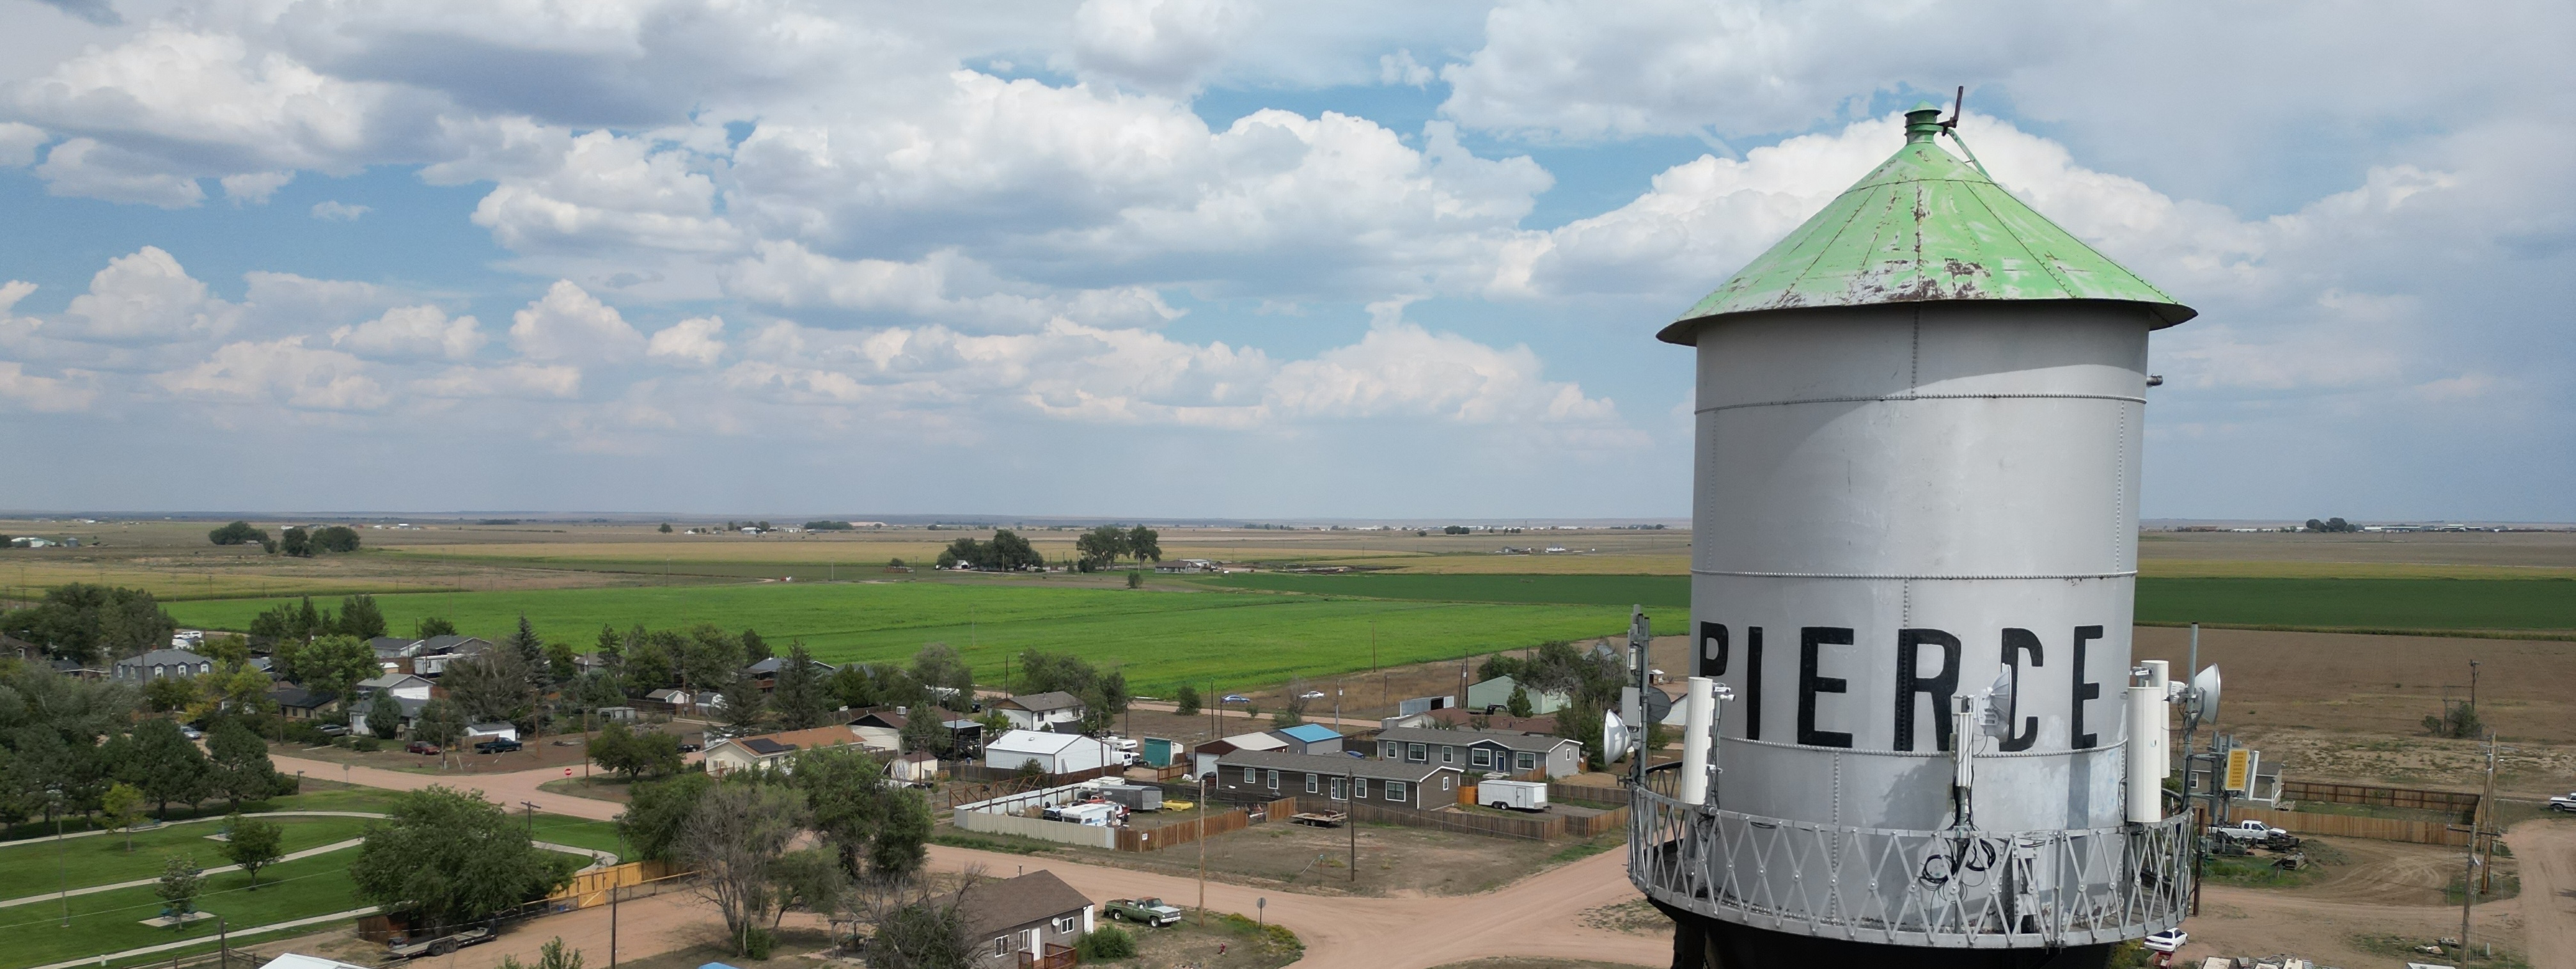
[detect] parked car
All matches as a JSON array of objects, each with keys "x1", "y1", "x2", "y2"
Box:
[
  {"x1": 405, "y1": 740, "x2": 441, "y2": 755},
  {"x1": 473, "y1": 737, "x2": 523, "y2": 754},
  {"x1": 1103, "y1": 897, "x2": 1183, "y2": 927},
  {"x1": 317, "y1": 723, "x2": 350, "y2": 736},
  {"x1": 2549, "y1": 792, "x2": 2576, "y2": 812},
  {"x1": 2142, "y1": 928, "x2": 2187, "y2": 953},
  {"x1": 677, "y1": 741, "x2": 702, "y2": 753},
  {"x1": 178, "y1": 725, "x2": 204, "y2": 741}
]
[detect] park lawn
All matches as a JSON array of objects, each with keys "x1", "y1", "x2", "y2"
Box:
[
  {"x1": 0, "y1": 815, "x2": 372, "y2": 902},
  {"x1": 0, "y1": 784, "x2": 400, "y2": 844},
  {"x1": 164, "y1": 583, "x2": 1674, "y2": 693},
  {"x1": 0, "y1": 849, "x2": 363, "y2": 969},
  {"x1": 526, "y1": 815, "x2": 632, "y2": 863}
]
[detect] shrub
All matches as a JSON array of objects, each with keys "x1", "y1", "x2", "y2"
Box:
[
  {"x1": 1076, "y1": 926, "x2": 1136, "y2": 959},
  {"x1": 353, "y1": 736, "x2": 383, "y2": 752},
  {"x1": 741, "y1": 926, "x2": 773, "y2": 959},
  {"x1": 284, "y1": 721, "x2": 333, "y2": 746}
]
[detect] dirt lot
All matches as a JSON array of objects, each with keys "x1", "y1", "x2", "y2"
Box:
[
  {"x1": 271, "y1": 727, "x2": 611, "y2": 776},
  {"x1": 941, "y1": 814, "x2": 1622, "y2": 898}
]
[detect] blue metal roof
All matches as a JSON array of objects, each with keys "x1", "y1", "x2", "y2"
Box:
[{"x1": 1275, "y1": 723, "x2": 1343, "y2": 743}]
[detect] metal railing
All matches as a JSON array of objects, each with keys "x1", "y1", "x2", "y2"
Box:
[{"x1": 1629, "y1": 766, "x2": 2190, "y2": 949}]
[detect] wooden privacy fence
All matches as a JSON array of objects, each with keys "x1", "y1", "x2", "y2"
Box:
[
  {"x1": 945, "y1": 762, "x2": 1124, "y2": 785},
  {"x1": 2228, "y1": 805, "x2": 2470, "y2": 847},
  {"x1": 1296, "y1": 796, "x2": 1561, "y2": 840},
  {"x1": 1115, "y1": 808, "x2": 1249, "y2": 851},
  {"x1": 1548, "y1": 782, "x2": 1628, "y2": 807},
  {"x1": 2278, "y1": 781, "x2": 2480, "y2": 818},
  {"x1": 547, "y1": 859, "x2": 688, "y2": 910},
  {"x1": 1563, "y1": 805, "x2": 1631, "y2": 838}
]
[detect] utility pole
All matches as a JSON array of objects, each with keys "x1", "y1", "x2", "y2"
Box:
[
  {"x1": 1196, "y1": 773, "x2": 1208, "y2": 926},
  {"x1": 1348, "y1": 764, "x2": 1358, "y2": 882}
]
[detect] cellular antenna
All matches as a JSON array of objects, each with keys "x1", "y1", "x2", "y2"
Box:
[{"x1": 1940, "y1": 85, "x2": 1964, "y2": 133}]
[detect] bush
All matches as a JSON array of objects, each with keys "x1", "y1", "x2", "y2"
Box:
[
  {"x1": 284, "y1": 721, "x2": 333, "y2": 746},
  {"x1": 741, "y1": 926, "x2": 773, "y2": 959},
  {"x1": 353, "y1": 736, "x2": 383, "y2": 752},
  {"x1": 1076, "y1": 926, "x2": 1136, "y2": 959}
]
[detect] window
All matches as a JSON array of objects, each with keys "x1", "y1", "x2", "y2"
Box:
[
  {"x1": 1306, "y1": 774, "x2": 1319, "y2": 794},
  {"x1": 1053, "y1": 915, "x2": 1080, "y2": 934},
  {"x1": 1441, "y1": 746, "x2": 1455, "y2": 763},
  {"x1": 1407, "y1": 743, "x2": 1427, "y2": 762},
  {"x1": 1380, "y1": 741, "x2": 1397, "y2": 759},
  {"x1": 1244, "y1": 766, "x2": 1257, "y2": 784},
  {"x1": 993, "y1": 937, "x2": 1011, "y2": 957},
  {"x1": 1354, "y1": 778, "x2": 1367, "y2": 798},
  {"x1": 1472, "y1": 748, "x2": 1491, "y2": 767},
  {"x1": 1331, "y1": 777, "x2": 1346, "y2": 800},
  {"x1": 1515, "y1": 752, "x2": 1537, "y2": 771},
  {"x1": 1266, "y1": 769, "x2": 1278, "y2": 790},
  {"x1": 1386, "y1": 780, "x2": 1407, "y2": 802},
  {"x1": 1443, "y1": 775, "x2": 1452, "y2": 789}
]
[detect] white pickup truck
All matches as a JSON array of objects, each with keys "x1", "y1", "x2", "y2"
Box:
[
  {"x1": 2549, "y1": 791, "x2": 2576, "y2": 813},
  {"x1": 2210, "y1": 819, "x2": 2299, "y2": 848}
]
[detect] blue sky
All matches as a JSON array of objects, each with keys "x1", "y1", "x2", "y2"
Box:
[{"x1": 0, "y1": 0, "x2": 2566, "y2": 521}]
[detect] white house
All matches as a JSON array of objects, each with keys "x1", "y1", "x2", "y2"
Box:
[
  {"x1": 994, "y1": 691, "x2": 1086, "y2": 730},
  {"x1": 354, "y1": 673, "x2": 434, "y2": 701},
  {"x1": 1190, "y1": 731, "x2": 1288, "y2": 778},
  {"x1": 890, "y1": 750, "x2": 939, "y2": 784},
  {"x1": 1465, "y1": 675, "x2": 1570, "y2": 715},
  {"x1": 983, "y1": 729, "x2": 1112, "y2": 775}
]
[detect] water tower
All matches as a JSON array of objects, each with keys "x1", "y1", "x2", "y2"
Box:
[{"x1": 1631, "y1": 102, "x2": 2197, "y2": 967}]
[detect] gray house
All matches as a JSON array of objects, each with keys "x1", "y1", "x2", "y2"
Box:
[
  {"x1": 1213, "y1": 749, "x2": 1463, "y2": 810},
  {"x1": 952, "y1": 869, "x2": 1094, "y2": 968},
  {"x1": 1464, "y1": 675, "x2": 1569, "y2": 714},
  {"x1": 1371, "y1": 726, "x2": 1584, "y2": 778},
  {"x1": 113, "y1": 649, "x2": 213, "y2": 682},
  {"x1": 411, "y1": 636, "x2": 494, "y2": 676}
]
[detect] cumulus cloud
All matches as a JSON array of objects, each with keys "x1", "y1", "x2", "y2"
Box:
[
  {"x1": 723, "y1": 242, "x2": 1181, "y2": 332},
  {"x1": 221, "y1": 171, "x2": 294, "y2": 205},
  {"x1": 36, "y1": 139, "x2": 205, "y2": 208},
  {"x1": 412, "y1": 363, "x2": 581, "y2": 399},
  {"x1": 0, "y1": 123, "x2": 46, "y2": 167},
  {"x1": 331, "y1": 306, "x2": 487, "y2": 360},
  {"x1": 508, "y1": 280, "x2": 644, "y2": 362},
  {"x1": 646, "y1": 316, "x2": 726, "y2": 366},
  {"x1": 0, "y1": 362, "x2": 97, "y2": 413},
  {"x1": 58, "y1": 247, "x2": 240, "y2": 342},
  {"x1": 469, "y1": 130, "x2": 737, "y2": 255},
  {"x1": 1066, "y1": 0, "x2": 1255, "y2": 95},
  {"x1": 153, "y1": 338, "x2": 386, "y2": 410}
]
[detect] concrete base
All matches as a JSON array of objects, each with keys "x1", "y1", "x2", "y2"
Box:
[
  {"x1": 138, "y1": 911, "x2": 214, "y2": 928},
  {"x1": 1648, "y1": 899, "x2": 2117, "y2": 969}
]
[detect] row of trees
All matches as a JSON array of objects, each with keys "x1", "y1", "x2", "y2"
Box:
[
  {"x1": 933, "y1": 530, "x2": 1042, "y2": 571},
  {"x1": 0, "y1": 583, "x2": 178, "y2": 666},
  {"x1": 617, "y1": 747, "x2": 935, "y2": 956},
  {"x1": 247, "y1": 594, "x2": 389, "y2": 643},
  {"x1": 207, "y1": 521, "x2": 361, "y2": 556},
  {"x1": 1071, "y1": 524, "x2": 1161, "y2": 572}
]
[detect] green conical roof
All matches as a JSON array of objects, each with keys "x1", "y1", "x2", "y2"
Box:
[{"x1": 1658, "y1": 106, "x2": 2194, "y2": 345}]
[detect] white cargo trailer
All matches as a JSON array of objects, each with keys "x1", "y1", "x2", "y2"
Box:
[{"x1": 1480, "y1": 778, "x2": 1548, "y2": 812}]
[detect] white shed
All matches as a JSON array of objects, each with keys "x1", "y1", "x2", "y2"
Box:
[{"x1": 982, "y1": 729, "x2": 1111, "y2": 776}]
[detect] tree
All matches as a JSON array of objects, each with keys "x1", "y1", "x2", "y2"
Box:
[
  {"x1": 313, "y1": 526, "x2": 362, "y2": 553},
  {"x1": 544, "y1": 640, "x2": 581, "y2": 686},
  {"x1": 678, "y1": 625, "x2": 744, "y2": 695},
  {"x1": 444, "y1": 649, "x2": 536, "y2": 727},
  {"x1": 144, "y1": 676, "x2": 200, "y2": 713},
  {"x1": 589, "y1": 721, "x2": 683, "y2": 780},
  {"x1": 1074, "y1": 525, "x2": 1128, "y2": 572},
  {"x1": 337, "y1": 595, "x2": 388, "y2": 638},
  {"x1": 1506, "y1": 684, "x2": 1535, "y2": 718},
  {"x1": 416, "y1": 617, "x2": 459, "y2": 639},
  {"x1": 865, "y1": 880, "x2": 977, "y2": 969},
  {"x1": 717, "y1": 677, "x2": 769, "y2": 732},
  {"x1": 679, "y1": 782, "x2": 810, "y2": 953},
  {"x1": 124, "y1": 718, "x2": 210, "y2": 817},
  {"x1": 366, "y1": 690, "x2": 405, "y2": 739},
  {"x1": 771, "y1": 645, "x2": 834, "y2": 729},
  {"x1": 200, "y1": 634, "x2": 251, "y2": 666},
  {"x1": 1173, "y1": 683, "x2": 1200, "y2": 716},
  {"x1": 154, "y1": 855, "x2": 204, "y2": 927},
  {"x1": 207, "y1": 718, "x2": 281, "y2": 807},
  {"x1": 223, "y1": 815, "x2": 285, "y2": 888},
  {"x1": 279, "y1": 526, "x2": 313, "y2": 558},
  {"x1": 349, "y1": 787, "x2": 579, "y2": 933},
  {"x1": 659, "y1": 523, "x2": 673, "y2": 533},
  {"x1": 104, "y1": 782, "x2": 146, "y2": 852},
  {"x1": 288, "y1": 635, "x2": 377, "y2": 714},
  {"x1": 907, "y1": 645, "x2": 974, "y2": 711},
  {"x1": 507, "y1": 616, "x2": 547, "y2": 688},
  {"x1": 898, "y1": 711, "x2": 952, "y2": 757},
  {"x1": 208, "y1": 521, "x2": 268, "y2": 546},
  {"x1": 0, "y1": 583, "x2": 177, "y2": 666},
  {"x1": 415, "y1": 698, "x2": 468, "y2": 767},
  {"x1": 594, "y1": 624, "x2": 623, "y2": 663},
  {"x1": 987, "y1": 530, "x2": 1041, "y2": 571},
  {"x1": 739, "y1": 629, "x2": 772, "y2": 664},
  {"x1": 1126, "y1": 525, "x2": 1161, "y2": 565},
  {"x1": 572, "y1": 670, "x2": 626, "y2": 711},
  {"x1": 620, "y1": 773, "x2": 714, "y2": 862}
]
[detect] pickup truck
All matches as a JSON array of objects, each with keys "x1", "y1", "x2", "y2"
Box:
[
  {"x1": 473, "y1": 737, "x2": 523, "y2": 754},
  {"x1": 2210, "y1": 819, "x2": 2300, "y2": 849},
  {"x1": 1104, "y1": 897, "x2": 1184, "y2": 927},
  {"x1": 388, "y1": 926, "x2": 494, "y2": 959},
  {"x1": 2549, "y1": 792, "x2": 2576, "y2": 813}
]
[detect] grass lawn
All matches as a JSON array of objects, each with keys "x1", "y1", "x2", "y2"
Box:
[
  {"x1": 0, "y1": 784, "x2": 402, "y2": 844},
  {"x1": 0, "y1": 816, "x2": 372, "y2": 901},
  {"x1": 524, "y1": 814, "x2": 631, "y2": 863},
  {"x1": 0, "y1": 849, "x2": 363, "y2": 969},
  {"x1": 164, "y1": 582, "x2": 1675, "y2": 693}
]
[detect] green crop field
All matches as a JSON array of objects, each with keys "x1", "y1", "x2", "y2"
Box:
[
  {"x1": 0, "y1": 815, "x2": 372, "y2": 901},
  {"x1": 165, "y1": 582, "x2": 1674, "y2": 692},
  {"x1": 2134, "y1": 578, "x2": 2575, "y2": 633},
  {"x1": 1190, "y1": 572, "x2": 1691, "y2": 608}
]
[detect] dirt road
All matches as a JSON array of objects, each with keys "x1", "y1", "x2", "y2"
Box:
[
  {"x1": 275, "y1": 755, "x2": 623, "y2": 821},
  {"x1": 2513, "y1": 818, "x2": 2576, "y2": 969}
]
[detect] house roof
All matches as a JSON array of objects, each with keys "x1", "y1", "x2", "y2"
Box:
[
  {"x1": 987, "y1": 730, "x2": 1096, "y2": 755},
  {"x1": 850, "y1": 710, "x2": 908, "y2": 730},
  {"x1": 948, "y1": 870, "x2": 1092, "y2": 940},
  {"x1": 1272, "y1": 723, "x2": 1343, "y2": 744},
  {"x1": 645, "y1": 688, "x2": 688, "y2": 700},
  {"x1": 999, "y1": 691, "x2": 1083, "y2": 713},
  {"x1": 1214, "y1": 748, "x2": 1461, "y2": 783},
  {"x1": 712, "y1": 725, "x2": 865, "y2": 761},
  {"x1": 356, "y1": 674, "x2": 430, "y2": 691},
  {"x1": 1415, "y1": 708, "x2": 1559, "y2": 735},
  {"x1": 1195, "y1": 732, "x2": 1287, "y2": 757},
  {"x1": 116, "y1": 649, "x2": 210, "y2": 668},
  {"x1": 368, "y1": 637, "x2": 423, "y2": 658},
  {"x1": 1374, "y1": 726, "x2": 1579, "y2": 755},
  {"x1": 467, "y1": 721, "x2": 515, "y2": 734},
  {"x1": 418, "y1": 635, "x2": 491, "y2": 655},
  {"x1": 895, "y1": 750, "x2": 938, "y2": 764},
  {"x1": 267, "y1": 685, "x2": 333, "y2": 709}
]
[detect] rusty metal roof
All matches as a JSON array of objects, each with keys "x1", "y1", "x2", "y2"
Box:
[{"x1": 1659, "y1": 105, "x2": 2194, "y2": 345}]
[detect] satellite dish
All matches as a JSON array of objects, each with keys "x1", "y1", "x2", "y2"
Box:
[
  {"x1": 1603, "y1": 711, "x2": 1631, "y2": 760},
  {"x1": 2185, "y1": 665, "x2": 2222, "y2": 732}
]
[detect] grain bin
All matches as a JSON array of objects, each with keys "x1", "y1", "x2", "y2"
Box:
[{"x1": 1629, "y1": 102, "x2": 2197, "y2": 968}]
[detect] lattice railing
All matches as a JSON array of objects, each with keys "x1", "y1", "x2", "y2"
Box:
[{"x1": 1629, "y1": 771, "x2": 2190, "y2": 949}]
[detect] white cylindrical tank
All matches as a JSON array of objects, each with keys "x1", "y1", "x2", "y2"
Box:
[
  {"x1": 1640, "y1": 103, "x2": 2197, "y2": 965},
  {"x1": 1679, "y1": 675, "x2": 1716, "y2": 805}
]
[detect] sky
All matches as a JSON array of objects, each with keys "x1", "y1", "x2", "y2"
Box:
[{"x1": 0, "y1": 0, "x2": 2566, "y2": 521}]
